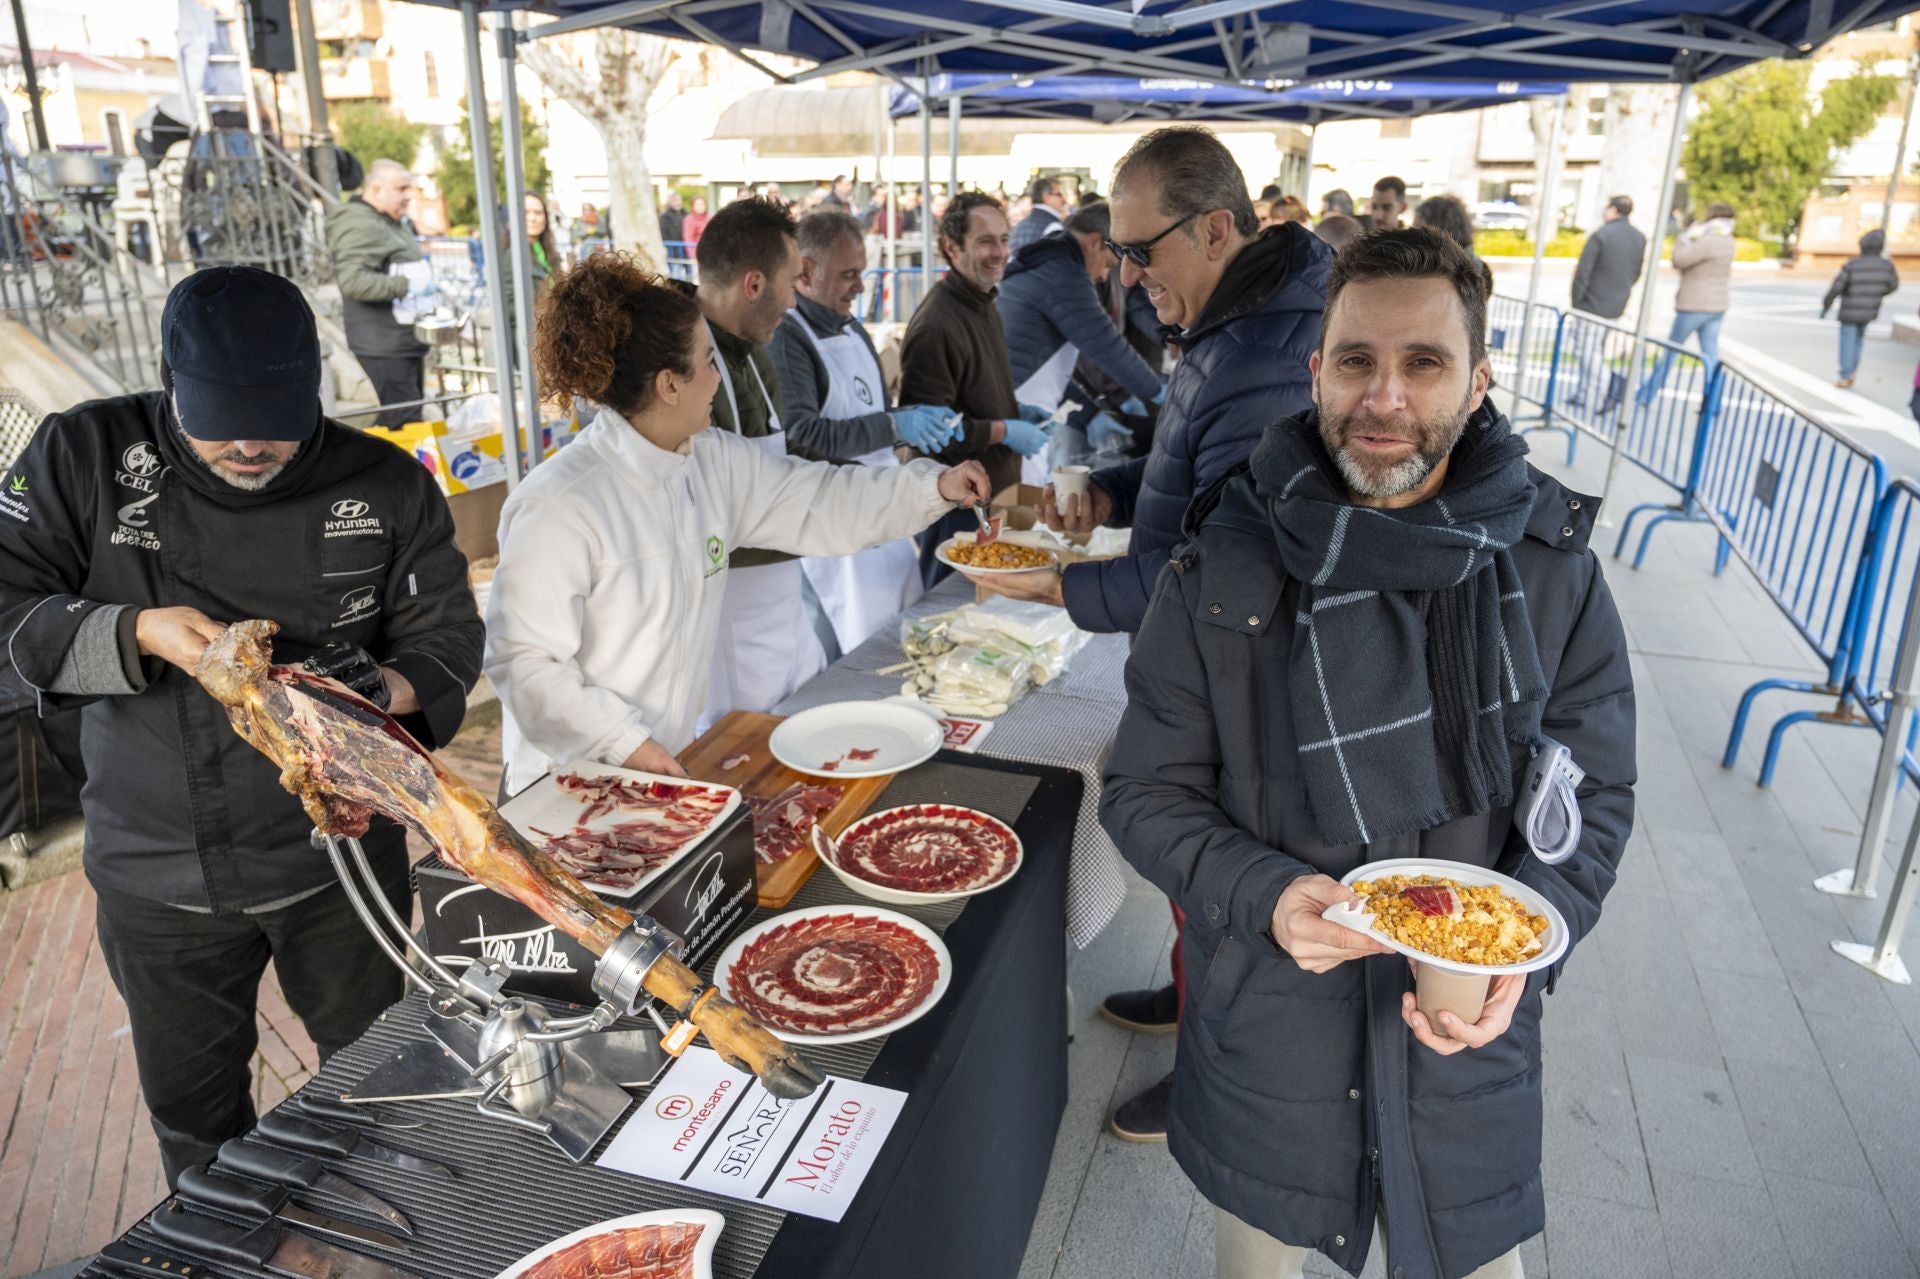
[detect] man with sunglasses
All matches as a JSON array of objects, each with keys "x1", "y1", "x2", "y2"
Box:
[{"x1": 963, "y1": 125, "x2": 1330, "y2": 1144}]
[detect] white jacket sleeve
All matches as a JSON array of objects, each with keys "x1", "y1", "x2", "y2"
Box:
[
  {"x1": 483, "y1": 499, "x2": 655, "y2": 769},
  {"x1": 722, "y1": 436, "x2": 953, "y2": 557}
]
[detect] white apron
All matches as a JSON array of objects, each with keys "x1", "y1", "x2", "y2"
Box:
[
  {"x1": 792, "y1": 310, "x2": 925, "y2": 652},
  {"x1": 1015, "y1": 341, "x2": 1079, "y2": 487},
  {"x1": 701, "y1": 322, "x2": 828, "y2": 729}
]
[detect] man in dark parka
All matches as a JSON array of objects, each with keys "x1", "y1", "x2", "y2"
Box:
[{"x1": 1101, "y1": 228, "x2": 1636, "y2": 1279}]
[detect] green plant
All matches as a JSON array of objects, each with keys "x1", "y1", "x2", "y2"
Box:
[
  {"x1": 1473, "y1": 228, "x2": 1586, "y2": 257},
  {"x1": 437, "y1": 99, "x2": 551, "y2": 229},
  {"x1": 1684, "y1": 61, "x2": 1899, "y2": 242},
  {"x1": 331, "y1": 101, "x2": 428, "y2": 178}
]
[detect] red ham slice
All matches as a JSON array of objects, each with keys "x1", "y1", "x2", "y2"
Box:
[
  {"x1": 537, "y1": 773, "x2": 732, "y2": 887},
  {"x1": 515, "y1": 1220, "x2": 707, "y2": 1279},
  {"x1": 1402, "y1": 884, "x2": 1460, "y2": 917},
  {"x1": 748, "y1": 783, "x2": 840, "y2": 865},
  {"x1": 726, "y1": 912, "x2": 941, "y2": 1036},
  {"x1": 828, "y1": 804, "x2": 1019, "y2": 894}
]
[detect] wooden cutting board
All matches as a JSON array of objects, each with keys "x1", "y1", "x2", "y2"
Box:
[{"x1": 678, "y1": 711, "x2": 898, "y2": 907}]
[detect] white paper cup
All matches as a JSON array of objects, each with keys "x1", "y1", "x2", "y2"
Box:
[
  {"x1": 1414, "y1": 962, "x2": 1490, "y2": 1033},
  {"x1": 1052, "y1": 465, "x2": 1091, "y2": 499}
]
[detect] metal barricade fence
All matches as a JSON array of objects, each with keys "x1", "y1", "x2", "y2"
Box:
[
  {"x1": 1835, "y1": 479, "x2": 1920, "y2": 777},
  {"x1": 862, "y1": 267, "x2": 946, "y2": 325},
  {"x1": 1706, "y1": 366, "x2": 1888, "y2": 782},
  {"x1": 1609, "y1": 339, "x2": 1720, "y2": 569}
]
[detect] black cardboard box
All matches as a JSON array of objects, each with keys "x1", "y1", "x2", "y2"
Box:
[{"x1": 416, "y1": 804, "x2": 756, "y2": 1005}]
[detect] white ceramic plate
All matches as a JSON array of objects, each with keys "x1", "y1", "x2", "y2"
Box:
[
  {"x1": 768, "y1": 701, "x2": 943, "y2": 779},
  {"x1": 713, "y1": 903, "x2": 952, "y2": 1046},
  {"x1": 498, "y1": 762, "x2": 739, "y2": 899},
  {"x1": 934, "y1": 535, "x2": 1060, "y2": 576},
  {"x1": 494, "y1": 1208, "x2": 725, "y2": 1279},
  {"x1": 1319, "y1": 857, "x2": 1570, "y2": 977},
  {"x1": 812, "y1": 805, "x2": 1023, "y2": 906}
]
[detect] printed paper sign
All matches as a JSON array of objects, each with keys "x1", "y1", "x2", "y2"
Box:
[
  {"x1": 937, "y1": 716, "x2": 994, "y2": 753},
  {"x1": 597, "y1": 1047, "x2": 906, "y2": 1221}
]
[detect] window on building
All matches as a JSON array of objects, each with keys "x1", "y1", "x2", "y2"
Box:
[
  {"x1": 1380, "y1": 118, "x2": 1412, "y2": 139},
  {"x1": 423, "y1": 51, "x2": 439, "y2": 98},
  {"x1": 100, "y1": 108, "x2": 126, "y2": 155},
  {"x1": 1585, "y1": 93, "x2": 1607, "y2": 135}
]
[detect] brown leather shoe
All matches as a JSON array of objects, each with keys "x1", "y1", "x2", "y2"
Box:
[{"x1": 1098, "y1": 983, "x2": 1179, "y2": 1034}]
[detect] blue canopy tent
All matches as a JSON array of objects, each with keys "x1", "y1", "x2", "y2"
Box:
[{"x1": 428, "y1": 0, "x2": 1920, "y2": 486}]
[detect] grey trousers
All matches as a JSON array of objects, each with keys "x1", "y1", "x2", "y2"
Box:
[{"x1": 1215, "y1": 1207, "x2": 1525, "y2": 1279}]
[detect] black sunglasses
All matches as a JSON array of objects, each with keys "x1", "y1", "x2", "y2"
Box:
[{"x1": 1103, "y1": 211, "x2": 1199, "y2": 268}]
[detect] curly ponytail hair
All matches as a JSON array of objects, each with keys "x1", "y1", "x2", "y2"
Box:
[{"x1": 533, "y1": 251, "x2": 700, "y2": 417}]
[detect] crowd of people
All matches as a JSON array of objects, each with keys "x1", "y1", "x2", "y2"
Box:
[{"x1": 0, "y1": 124, "x2": 1640, "y2": 1279}]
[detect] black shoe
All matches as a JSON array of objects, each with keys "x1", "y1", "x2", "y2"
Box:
[
  {"x1": 1108, "y1": 1073, "x2": 1173, "y2": 1143},
  {"x1": 1098, "y1": 982, "x2": 1179, "y2": 1034}
]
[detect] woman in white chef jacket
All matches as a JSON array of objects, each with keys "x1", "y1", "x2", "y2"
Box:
[{"x1": 484, "y1": 252, "x2": 990, "y2": 796}]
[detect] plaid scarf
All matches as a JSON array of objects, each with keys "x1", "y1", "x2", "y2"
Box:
[{"x1": 1250, "y1": 405, "x2": 1548, "y2": 846}]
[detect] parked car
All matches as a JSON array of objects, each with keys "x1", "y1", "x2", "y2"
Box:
[{"x1": 1474, "y1": 201, "x2": 1533, "y2": 231}]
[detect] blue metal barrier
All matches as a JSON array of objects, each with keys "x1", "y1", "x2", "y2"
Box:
[
  {"x1": 1835, "y1": 479, "x2": 1920, "y2": 783},
  {"x1": 862, "y1": 266, "x2": 947, "y2": 325},
  {"x1": 1488, "y1": 296, "x2": 1562, "y2": 443},
  {"x1": 1611, "y1": 342, "x2": 1721, "y2": 568},
  {"x1": 1708, "y1": 367, "x2": 1888, "y2": 783}
]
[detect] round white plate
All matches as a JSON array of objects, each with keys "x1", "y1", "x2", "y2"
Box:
[
  {"x1": 813, "y1": 805, "x2": 1023, "y2": 906},
  {"x1": 769, "y1": 701, "x2": 943, "y2": 778},
  {"x1": 934, "y1": 535, "x2": 1060, "y2": 576},
  {"x1": 495, "y1": 1208, "x2": 725, "y2": 1279},
  {"x1": 714, "y1": 903, "x2": 952, "y2": 1046},
  {"x1": 1319, "y1": 857, "x2": 1570, "y2": 977}
]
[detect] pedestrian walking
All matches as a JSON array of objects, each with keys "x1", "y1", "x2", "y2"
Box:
[
  {"x1": 1565, "y1": 196, "x2": 1646, "y2": 412},
  {"x1": 1637, "y1": 202, "x2": 1735, "y2": 405},
  {"x1": 1821, "y1": 228, "x2": 1900, "y2": 388}
]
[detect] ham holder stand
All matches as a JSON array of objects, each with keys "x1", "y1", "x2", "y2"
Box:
[{"x1": 314, "y1": 829, "x2": 681, "y2": 1162}]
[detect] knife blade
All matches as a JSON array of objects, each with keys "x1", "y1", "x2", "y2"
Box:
[
  {"x1": 178, "y1": 1165, "x2": 410, "y2": 1253},
  {"x1": 216, "y1": 1139, "x2": 414, "y2": 1237},
  {"x1": 253, "y1": 1110, "x2": 457, "y2": 1180},
  {"x1": 295, "y1": 1095, "x2": 426, "y2": 1131},
  {"x1": 144, "y1": 1204, "x2": 424, "y2": 1279},
  {"x1": 971, "y1": 500, "x2": 1001, "y2": 546}
]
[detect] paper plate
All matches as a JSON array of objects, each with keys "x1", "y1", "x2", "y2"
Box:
[
  {"x1": 934, "y1": 535, "x2": 1060, "y2": 576},
  {"x1": 769, "y1": 701, "x2": 942, "y2": 778},
  {"x1": 495, "y1": 1208, "x2": 725, "y2": 1279},
  {"x1": 714, "y1": 904, "x2": 952, "y2": 1046},
  {"x1": 812, "y1": 804, "x2": 1023, "y2": 906},
  {"x1": 498, "y1": 763, "x2": 739, "y2": 898},
  {"x1": 1319, "y1": 857, "x2": 1570, "y2": 977}
]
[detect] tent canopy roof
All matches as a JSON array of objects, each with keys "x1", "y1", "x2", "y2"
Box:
[{"x1": 471, "y1": 0, "x2": 1920, "y2": 89}]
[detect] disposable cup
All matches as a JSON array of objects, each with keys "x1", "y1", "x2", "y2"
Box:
[
  {"x1": 1414, "y1": 962, "x2": 1490, "y2": 1033},
  {"x1": 1052, "y1": 465, "x2": 1091, "y2": 499}
]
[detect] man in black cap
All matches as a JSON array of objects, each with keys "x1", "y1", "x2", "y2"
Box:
[{"x1": 0, "y1": 266, "x2": 483, "y2": 1186}]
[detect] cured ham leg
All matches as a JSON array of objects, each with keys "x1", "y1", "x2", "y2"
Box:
[{"x1": 194, "y1": 619, "x2": 822, "y2": 1100}]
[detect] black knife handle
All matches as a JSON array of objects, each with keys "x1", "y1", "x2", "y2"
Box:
[
  {"x1": 216, "y1": 1138, "x2": 325, "y2": 1188},
  {"x1": 254, "y1": 1110, "x2": 358, "y2": 1157},
  {"x1": 99, "y1": 1239, "x2": 218, "y2": 1279},
  {"x1": 176, "y1": 1165, "x2": 291, "y2": 1219},
  {"x1": 145, "y1": 1204, "x2": 280, "y2": 1266}
]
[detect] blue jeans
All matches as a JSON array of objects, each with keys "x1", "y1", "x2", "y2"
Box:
[
  {"x1": 1839, "y1": 322, "x2": 1867, "y2": 380},
  {"x1": 1638, "y1": 310, "x2": 1723, "y2": 403}
]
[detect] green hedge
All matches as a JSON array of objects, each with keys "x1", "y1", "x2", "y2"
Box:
[{"x1": 1475, "y1": 228, "x2": 1781, "y2": 261}]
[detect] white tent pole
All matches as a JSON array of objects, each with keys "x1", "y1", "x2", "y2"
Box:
[
  {"x1": 948, "y1": 94, "x2": 961, "y2": 194},
  {"x1": 459, "y1": 0, "x2": 521, "y2": 490},
  {"x1": 1300, "y1": 123, "x2": 1316, "y2": 198},
  {"x1": 920, "y1": 74, "x2": 934, "y2": 293},
  {"x1": 1599, "y1": 79, "x2": 1691, "y2": 519},
  {"x1": 497, "y1": 16, "x2": 542, "y2": 477},
  {"x1": 1513, "y1": 93, "x2": 1566, "y2": 416}
]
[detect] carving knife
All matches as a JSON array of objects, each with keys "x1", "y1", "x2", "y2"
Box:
[
  {"x1": 216, "y1": 1139, "x2": 414, "y2": 1237},
  {"x1": 177, "y1": 1165, "x2": 411, "y2": 1253},
  {"x1": 253, "y1": 1109, "x2": 457, "y2": 1179},
  {"x1": 971, "y1": 500, "x2": 1002, "y2": 545},
  {"x1": 140, "y1": 1203, "x2": 424, "y2": 1279},
  {"x1": 295, "y1": 1094, "x2": 426, "y2": 1131}
]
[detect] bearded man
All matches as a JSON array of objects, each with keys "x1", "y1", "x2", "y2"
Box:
[{"x1": 1100, "y1": 228, "x2": 1636, "y2": 1279}]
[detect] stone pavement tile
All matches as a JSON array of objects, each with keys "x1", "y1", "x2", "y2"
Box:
[
  {"x1": 1604, "y1": 954, "x2": 1723, "y2": 1069},
  {"x1": 1668, "y1": 888, "x2": 1784, "y2": 980},
  {"x1": 1723, "y1": 1057, "x2": 1876, "y2": 1191},
  {"x1": 1647, "y1": 1167, "x2": 1794, "y2": 1279},
  {"x1": 1805, "y1": 1012, "x2": 1920, "y2": 1262},
  {"x1": 1543, "y1": 1190, "x2": 1672, "y2": 1279},
  {"x1": 1047, "y1": 1137, "x2": 1194, "y2": 1279},
  {"x1": 1542, "y1": 1037, "x2": 1653, "y2": 1209},
  {"x1": 1173, "y1": 1188, "x2": 1215, "y2": 1279},
  {"x1": 1766, "y1": 1171, "x2": 1919, "y2": 1279},
  {"x1": 1626, "y1": 1055, "x2": 1764, "y2": 1187},
  {"x1": 1694, "y1": 969, "x2": 1826, "y2": 1072},
  {"x1": 1644, "y1": 824, "x2": 1748, "y2": 905}
]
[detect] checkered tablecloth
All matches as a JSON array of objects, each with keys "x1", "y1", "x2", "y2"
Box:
[{"x1": 775, "y1": 580, "x2": 1131, "y2": 947}]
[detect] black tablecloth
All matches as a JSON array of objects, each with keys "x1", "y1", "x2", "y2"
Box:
[{"x1": 87, "y1": 753, "x2": 1077, "y2": 1279}]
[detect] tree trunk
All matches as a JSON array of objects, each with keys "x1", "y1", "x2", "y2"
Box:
[
  {"x1": 1597, "y1": 85, "x2": 1681, "y2": 234},
  {"x1": 604, "y1": 113, "x2": 662, "y2": 268}
]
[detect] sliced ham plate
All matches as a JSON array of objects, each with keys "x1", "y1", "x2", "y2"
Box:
[{"x1": 716, "y1": 905, "x2": 951, "y2": 1045}]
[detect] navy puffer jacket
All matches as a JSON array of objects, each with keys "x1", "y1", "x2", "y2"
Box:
[{"x1": 1061, "y1": 222, "x2": 1329, "y2": 635}]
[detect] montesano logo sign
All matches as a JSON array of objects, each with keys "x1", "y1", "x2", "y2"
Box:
[
  {"x1": 595, "y1": 1046, "x2": 904, "y2": 1221},
  {"x1": 325, "y1": 497, "x2": 382, "y2": 538}
]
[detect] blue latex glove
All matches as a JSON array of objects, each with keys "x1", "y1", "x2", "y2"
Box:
[
  {"x1": 1151, "y1": 383, "x2": 1167, "y2": 406},
  {"x1": 1118, "y1": 396, "x2": 1147, "y2": 417},
  {"x1": 1002, "y1": 416, "x2": 1053, "y2": 457},
  {"x1": 1087, "y1": 412, "x2": 1133, "y2": 450},
  {"x1": 891, "y1": 404, "x2": 962, "y2": 451},
  {"x1": 1016, "y1": 402, "x2": 1054, "y2": 424}
]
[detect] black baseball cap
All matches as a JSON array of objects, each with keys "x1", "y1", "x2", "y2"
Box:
[{"x1": 161, "y1": 266, "x2": 322, "y2": 442}]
